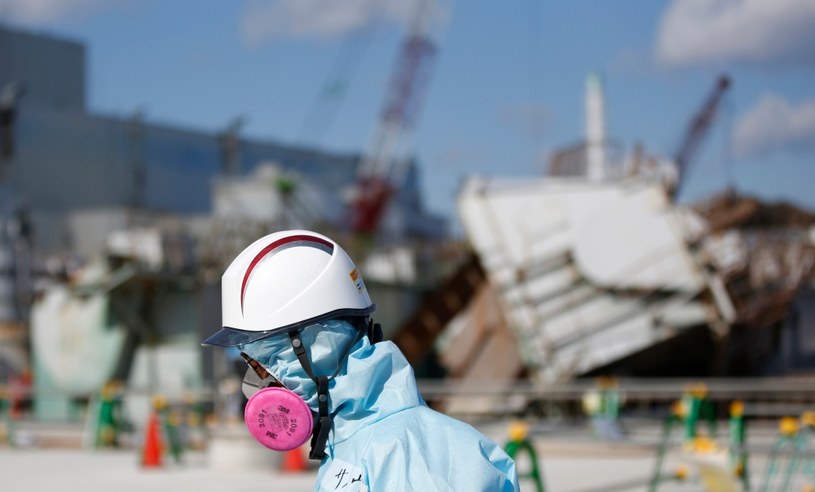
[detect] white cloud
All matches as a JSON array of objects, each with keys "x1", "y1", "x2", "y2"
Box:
[
  {"x1": 238, "y1": 0, "x2": 451, "y2": 45},
  {"x1": 656, "y1": 0, "x2": 815, "y2": 67},
  {"x1": 733, "y1": 94, "x2": 815, "y2": 157},
  {"x1": 240, "y1": 0, "x2": 372, "y2": 44},
  {"x1": 1, "y1": 0, "x2": 123, "y2": 25}
]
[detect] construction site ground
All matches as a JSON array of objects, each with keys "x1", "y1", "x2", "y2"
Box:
[{"x1": 1, "y1": 419, "x2": 809, "y2": 492}]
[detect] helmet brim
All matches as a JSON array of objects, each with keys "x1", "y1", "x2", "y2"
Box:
[
  {"x1": 201, "y1": 304, "x2": 377, "y2": 347},
  {"x1": 201, "y1": 327, "x2": 281, "y2": 347}
]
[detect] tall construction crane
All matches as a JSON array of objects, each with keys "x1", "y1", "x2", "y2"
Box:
[
  {"x1": 348, "y1": 0, "x2": 442, "y2": 235},
  {"x1": 670, "y1": 75, "x2": 731, "y2": 200}
]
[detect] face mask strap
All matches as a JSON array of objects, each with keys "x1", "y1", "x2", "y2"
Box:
[
  {"x1": 366, "y1": 318, "x2": 383, "y2": 344},
  {"x1": 309, "y1": 375, "x2": 330, "y2": 460},
  {"x1": 289, "y1": 331, "x2": 325, "y2": 459},
  {"x1": 289, "y1": 331, "x2": 318, "y2": 381},
  {"x1": 288, "y1": 325, "x2": 367, "y2": 460}
]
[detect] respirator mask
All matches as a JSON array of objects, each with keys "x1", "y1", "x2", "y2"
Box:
[
  {"x1": 238, "y1": 318, "x2": 382, "y2": 458},
  {"x1": 241, "y1": 353, "x2": 313, "y2": 452}
]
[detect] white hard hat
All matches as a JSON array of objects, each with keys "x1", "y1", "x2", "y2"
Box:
[{"x1": 202, "y1": 230, "x2": 375, "y2": 347}]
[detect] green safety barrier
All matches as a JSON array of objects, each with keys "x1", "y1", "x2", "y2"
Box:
[
  {"x1": 650, "y1": 386, "x2": 740, "y2": 492},
  {"x1": 649, "y1": 403, "x2": 685, "y2": 492},
  {"x1": 504, "y1": 422, "x2": 545, "y2": 492},
  {"x1": 760, "y1": 415, "x2": 815, "y2": 492}
]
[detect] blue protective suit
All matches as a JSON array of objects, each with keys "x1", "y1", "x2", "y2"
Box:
[{"x1": 240, "y1": 321, "x2": 519, "y2": 492}]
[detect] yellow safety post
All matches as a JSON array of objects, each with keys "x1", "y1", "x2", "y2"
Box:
[
  {"x1": 504, "y1": 421, "x2": 545, "y2": 492},
  {"x1": 95, "y1": 380, "x2": 123, "y2": 448},
  {"x1": 682, "y1": 383, "x2": 716, "y2": 442},
  {"x1": 728, "y1": 400, "x2": 750, "y2": 491},
  {"x1": 154, "y1": 395, "x2": 183, "y2": 464}
]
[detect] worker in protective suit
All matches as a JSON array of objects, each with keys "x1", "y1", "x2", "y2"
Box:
[{"x1": 203, "y1": 230, "x2": 519, "y2": 491}]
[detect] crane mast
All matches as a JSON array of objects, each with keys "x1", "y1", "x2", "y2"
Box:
[{"x1": 349, "y1": 0, "x2": 440, "y2": 234}]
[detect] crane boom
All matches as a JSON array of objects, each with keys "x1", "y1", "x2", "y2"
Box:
[
  {"x1": 349, "y1": 0, "x2": 440, "y2": 234},
  {"x1": 671, "y1": 75, "x2": 731, "y2": 199}
]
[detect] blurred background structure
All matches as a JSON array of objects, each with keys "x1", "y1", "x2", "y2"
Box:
[
  {"x1": 0, "y1": 1, "x2": 814, "y2": 490},
  {"x1": 0, "y1": 18, "x2": 454, "y2": 421}
]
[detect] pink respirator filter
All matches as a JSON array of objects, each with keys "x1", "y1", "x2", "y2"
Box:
[{"x1": 244, "y1": 387, "x2": 314, "y2": 451}]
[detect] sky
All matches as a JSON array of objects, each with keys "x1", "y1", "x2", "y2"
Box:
[{"x1": 1, "y1": 0, "x2": 814, "y2": 227}]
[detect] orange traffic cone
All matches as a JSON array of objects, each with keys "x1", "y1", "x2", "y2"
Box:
[
  {"x1": 282, "y1": 446, "x2": 307, "y2": 473},
  {"x1": 141, "y1": 411, "x2": 164, "y2": 468}
]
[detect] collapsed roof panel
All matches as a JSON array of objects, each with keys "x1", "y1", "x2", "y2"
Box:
[{"x1": 456, "y1": 176, "x2": 731, "y2": 382}]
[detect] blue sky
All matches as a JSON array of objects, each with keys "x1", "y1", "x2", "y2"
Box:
[{"x1": 2, "y1": 0, "x2": 814, "y2": 224}]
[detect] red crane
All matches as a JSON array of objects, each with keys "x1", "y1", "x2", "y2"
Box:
[
  {"x1": 670, "y1": 75, "x2": 731, "y2": 199},
  {"x1": 348, "y1": 0, "x2": 441, "y2": 234}
]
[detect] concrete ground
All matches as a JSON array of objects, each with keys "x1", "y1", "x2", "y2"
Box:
[
  {"x1": 0, "y1": 448, "x2": 316, "y2": 492},
  {"x1": 0, "y1": 445, "x2": 747, "y2": 492},
  {"x1": 0, "y1": 447, "x2": 679, "y2": 492},
  {"x1": 1, "y1": 419, "x2": 811, "y2": 492}
]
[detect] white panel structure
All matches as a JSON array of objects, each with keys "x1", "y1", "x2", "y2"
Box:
[{"x1": 457, "y1": 175, "x2": 732, "y2": 382}]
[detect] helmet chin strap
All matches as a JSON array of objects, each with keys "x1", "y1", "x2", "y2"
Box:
[{"x1": 288, "y1": 325, "x2": 368, "y2": 460}]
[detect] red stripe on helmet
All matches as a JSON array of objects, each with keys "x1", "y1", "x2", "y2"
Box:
[{"x1": 240, "y1": 234, "x2": 334, "y2": 315}]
